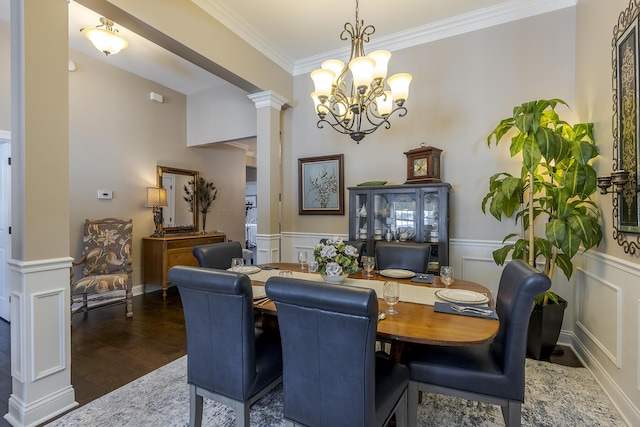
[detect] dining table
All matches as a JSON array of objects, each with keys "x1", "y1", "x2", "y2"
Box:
[{"x1": 248, "y1": 263, "x2": 499, "y2": 360}]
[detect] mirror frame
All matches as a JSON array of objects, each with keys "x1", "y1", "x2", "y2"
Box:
[{"x1": 157, "y1": 166, "x2": 199, "y2": 234}]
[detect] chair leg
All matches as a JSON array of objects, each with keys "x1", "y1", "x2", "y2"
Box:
[
  {"x1": 408, "y1": 381, "x2": 419, "y2": 427},
  {"x1": 190, "y1": 385, "x2": 203, "y2": 427},
  {"x1": 502, "y1": 401, "x2": 521, "y2": 427},
  {"x1": 125, "y1": 288, "x2": 133, "y2": 318},
  {"x1": 394, "y1": 388, "x2": 408, "y2": 427},
  {"x1": 82, "y1": 293, "x2": 88, "y2": 314},
  {"x1": 233, "y1": 401, "x2": 250, "y2": 427}
]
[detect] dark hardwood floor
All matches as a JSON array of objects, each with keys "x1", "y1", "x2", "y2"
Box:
[{"x1": 0, "y1": 285, "x2": 581, "y2": 426}]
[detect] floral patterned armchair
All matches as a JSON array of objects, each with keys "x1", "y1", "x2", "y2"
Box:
[{"x1": 71, "y1": 218, "x2": 133, "y2": 317}]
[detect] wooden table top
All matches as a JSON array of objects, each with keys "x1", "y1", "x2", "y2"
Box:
[{"x1": 251, "y1": 263, "x2": 499, "y2": 347}]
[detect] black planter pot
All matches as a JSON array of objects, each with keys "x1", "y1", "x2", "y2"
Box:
[{"x1": 527, "y1": 300, "x2": 567, "y2": 360}]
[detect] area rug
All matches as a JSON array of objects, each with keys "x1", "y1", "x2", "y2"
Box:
[{"x1": 47, "y1": 356, "x2": 625, "y2": 426}]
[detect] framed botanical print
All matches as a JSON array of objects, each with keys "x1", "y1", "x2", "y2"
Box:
[{"x1": 298, "y1": 154, "x2": 344, "y2": 215}]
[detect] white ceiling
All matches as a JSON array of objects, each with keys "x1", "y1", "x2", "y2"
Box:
[{"x1": 0, "y1": 0, "x2": 576, "y2": 96}]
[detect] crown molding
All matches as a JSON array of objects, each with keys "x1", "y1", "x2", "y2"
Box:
[
  {"x1": 192, "y1": 0, "x2": 576, "y2": 77},
  {"x1": 191, "y1": 0, "x2": 295, "y2": 73},
  {"x1": 296, "y1": 0, "x2": 576, "y2": 75}
]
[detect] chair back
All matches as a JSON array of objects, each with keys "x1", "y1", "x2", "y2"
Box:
[
  {"x1": 81, "y1": 218, "x2": 132, "y2": 276},
  {"x1": 167, "y1": 266, "x2": 258, "y2": 401},
  {"x1": 492, "y1": 259, "x2": 551, "y2": 395},
  {"x1": 266, "y1": 277, "x2": 379, "y2": 427},
  {"x1": 192, "y1": 241, "x2": 242, "y2": 269},
  {"x1": 375, "y1": 242, "x2": 430, "y2": 273}
]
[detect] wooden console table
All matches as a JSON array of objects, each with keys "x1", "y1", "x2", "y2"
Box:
[{"x1": 142, "y1": 233, "x2": 226, "y2": 298}]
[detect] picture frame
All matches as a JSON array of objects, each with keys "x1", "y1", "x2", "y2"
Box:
[
  {"x1": 298, "y1": 154, "x2": 344, "y2": 215},
  {"x1": 614, "y1": 11, "x2": 640, "y2": 234}
]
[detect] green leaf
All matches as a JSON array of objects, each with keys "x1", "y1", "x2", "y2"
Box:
[
  {"x1": 571, "y1": 140, "x2": 596, "y2": 165},
  {"x1": 555, "y1": 253, "x2": 573, "y2": 279},
  {"x1": 522, "y1": 138, "x2": 542, "y2": 172},
  {"x1": 492, "y1": 245, "x2": 514, "y2": 265}
]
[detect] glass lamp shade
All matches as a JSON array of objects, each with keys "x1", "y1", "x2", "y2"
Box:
[
  {"x1": 349, "y1": 56, "x2": 375, "y2": 91},
  {"x1": 376, "y1": 91, "x2": 394, "y2": 116},
  {"x1": 146, "y1": 187, "x2": 168, "y2": 208},
  {"x1": 322, "y1": 59, "x2": 345, "y2": 85},
  {"x1": 311, "y1": 68, "x2": 336, "y2": 99},
  {"x1": 387, "y1": 73, "x2": 412, "y2": 105},
  {"x1": 368, "y1": 50, "x2": 391, "y2": 81},
  {"x1": 310, "y1": 92, "x2": 323, "y2": 114},
  {"x1": 81, "y1": 26, "x2": 128, "y2": 56}
]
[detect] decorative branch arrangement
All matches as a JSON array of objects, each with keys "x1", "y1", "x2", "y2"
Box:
[{"x1": 184, "y1": 177, "x2": 218, "y2": 233}]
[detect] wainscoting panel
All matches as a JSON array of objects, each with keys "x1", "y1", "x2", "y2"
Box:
[
  {"x1": 575, "y1": 268, "x2": 621, "y2": 368},
  {"x1": 31, "y1": 288, "x2": 66, "y2": 381}
]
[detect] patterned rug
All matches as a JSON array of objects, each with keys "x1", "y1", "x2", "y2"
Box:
[{"x1": 47, "y1": 356, "x2": 625, "y2": 426}]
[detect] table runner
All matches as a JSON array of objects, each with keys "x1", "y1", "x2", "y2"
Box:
[{"x1": 250, "y1": 269, "x2": 440, "y2": 306}]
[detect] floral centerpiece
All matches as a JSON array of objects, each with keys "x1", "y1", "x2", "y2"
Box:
[{"x1": 313, "y1": 237, "x2": 359, "y2": 283}]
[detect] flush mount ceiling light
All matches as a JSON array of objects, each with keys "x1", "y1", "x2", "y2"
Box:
[
  {"x1": 310, "y1": 0, "x2": 413, "y2": 143},
  {"x1": 80, "y1": 17, "x2": 128, "y2": 56}
]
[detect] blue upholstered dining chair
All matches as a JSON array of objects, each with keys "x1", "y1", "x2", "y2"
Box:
[
  {"x1": 167, "y1": 266, "x2": 283, "y2": 427},
  {"x1": 375, "y1": 241, "x2": 430, "y2": 273},
  {"x1": 266, "y1": 276, "x2": 409, "y2": 427},
  {"x1": 192, "y1": 240, "x2": 243, "y2": 269},
  {"x1": 404, "y1": 259, "x2": 551, "y2": 427}
]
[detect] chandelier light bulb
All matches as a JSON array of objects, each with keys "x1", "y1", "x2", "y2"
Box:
[
  {"x1": 376, "y1": 91, "x2": 394, "y2": 116},
  {"x1": 321, "y1": 59, "x2": 346, "y2": 85},
  {"x1": 311, "y1": 69, "x2": 336, "y2": 100},
  {"x1": 368, "y1": 50, "x2": 391, "y2": 82},
  {"x1": 387, "y1": 73, "x2": 412, "y2": 105},
  {"x1": 349, "y1": 56, "x2": 375, "y2": 92}
]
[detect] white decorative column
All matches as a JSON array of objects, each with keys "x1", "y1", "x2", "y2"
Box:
[
  {"x1": 5, "y1": 1, "x2": 76, "y2": 425},
  {"x1": 248, "y1": 91, "x2": 288, "y2": 264}
]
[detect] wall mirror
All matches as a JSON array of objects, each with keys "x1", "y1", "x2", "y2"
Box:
[
  {"x1": 157, "y1": 166, "x2": 199, "y2": 234},
  {"x1": 610, "y1": 0, "x2": 640, "y2": 253}
]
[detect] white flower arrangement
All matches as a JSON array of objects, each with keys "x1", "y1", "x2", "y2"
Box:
[{"x1": 313, "y1": 237, "x2": 360, "y2": 276}]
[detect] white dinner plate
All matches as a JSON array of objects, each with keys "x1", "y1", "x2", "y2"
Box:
[
  {"x1": 252, "y1": 286, "x2": 267, "y2": 300},
  {"x1": 227, "y1": 266, "x2": 261, "y2": 275},
  {"x1": 435, "y1": 289, "x2": 489, "y2": 305},
  {"x1": 379, "y1": 269, "x2": 416, "y2": 279}
]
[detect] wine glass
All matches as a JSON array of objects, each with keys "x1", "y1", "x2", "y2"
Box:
[
  {"x1": 383, "y1": 281, "x2": 400, "y2": 315},
  {"x1": 362, "y1": 256, "x2": 375, "y2": 277},
  {"x1": 440, "y1": 266, "x2": 454, "y2": 289},
  {"x1": 231, "y1": 257, "x2": 244, "y2": 272},
  {"x1": 297, "y1": 250, "x2": 308, "y2": 270}
]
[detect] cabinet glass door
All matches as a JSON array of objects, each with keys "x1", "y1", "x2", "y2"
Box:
[
  {"x1": 383, "y1": 191, "x2": 418, "y2": 242},
  {"x1": 353, "y1": 193, "x2": 369, "y2": 240}
]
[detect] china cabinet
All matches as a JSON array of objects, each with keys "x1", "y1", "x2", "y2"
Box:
[{"x1": 348, "y1": 183, "x2": 451, "y2": 272}]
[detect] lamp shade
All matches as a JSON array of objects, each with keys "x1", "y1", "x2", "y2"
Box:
[
  {"x1": 321, "y1": 59, "x2": 345, "y2": 85},
  {"x1": 368, "y1": 50, "x2": 391, "y2": 81},
  {"x1": 146, "y1": 187, "x2": 168, "y2": 207},
  {"x1": 81, "y1": 18, "x2": 128, "y2": 56},
  {"x1": 387, "y1": 73, "x2": 412, "y2": 104},
  {"x1": 376, "y1": 91, "x2": 394, "y2": 116},
  {"x1": 349, "y1": 56, "x2": 375, "y2": 91},
  {"x1": 311, "y1": 69, "x2": 336, "y2": 99}
]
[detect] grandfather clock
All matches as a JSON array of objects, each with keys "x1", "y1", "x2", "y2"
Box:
[{"x1": 404, "y1": 144, "x2": 442, "y2": 184}]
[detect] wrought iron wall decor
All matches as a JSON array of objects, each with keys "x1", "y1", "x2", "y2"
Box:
[{"x1": 599, "y1": 0, "x2": 640, "y2": 254}]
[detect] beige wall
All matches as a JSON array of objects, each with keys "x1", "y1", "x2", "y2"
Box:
[
  {"x1": 68, "y1": 50, "x2": 246, "y2": 286},
  {"x1": 0, "y1": 20, "x2": 9, "y2": 131},
  {"x1": 284, "y1": 8, "x2": 577, "y2": 244}
]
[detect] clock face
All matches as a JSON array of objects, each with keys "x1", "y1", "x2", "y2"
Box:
[{"x1": 413, "y1": 158, "x2": 428, "y2": 176}]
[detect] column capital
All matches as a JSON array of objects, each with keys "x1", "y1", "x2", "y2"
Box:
[{"x1": 248, "y1": 91, "x2": 288, "y2": 110}]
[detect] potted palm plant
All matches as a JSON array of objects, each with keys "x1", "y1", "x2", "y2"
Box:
[{"x1": 482, "y1": 99, "x2": 602, "y2": 359}]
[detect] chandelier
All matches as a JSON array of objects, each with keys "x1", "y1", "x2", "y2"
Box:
[
  {"x1": 81, "y1": 17, "x2": 129, "y2": 56},
  {"x1": 310, "y1": 0, "x2": 412, "y2": 143}
]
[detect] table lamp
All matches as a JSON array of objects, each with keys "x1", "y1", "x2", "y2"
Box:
[{"x1": 146, "y1": 187, "x2": 168, "y2": 237}]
